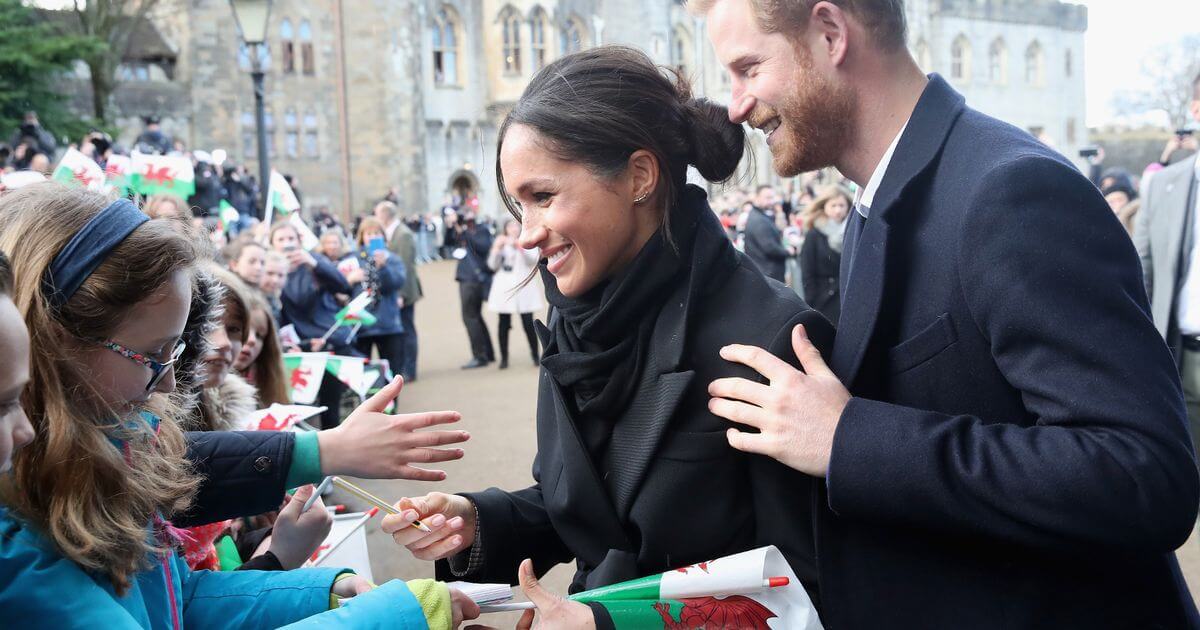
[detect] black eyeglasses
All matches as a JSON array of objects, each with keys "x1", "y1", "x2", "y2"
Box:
[{"x1": 92, "y1": 339, "x2": 187, "y2": 392}]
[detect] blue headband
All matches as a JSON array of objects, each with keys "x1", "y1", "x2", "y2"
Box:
[{"x1": 43, "y1": 199, "x2": 150, "y2": 310}]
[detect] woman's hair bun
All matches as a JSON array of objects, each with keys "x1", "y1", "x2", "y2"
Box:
[{"x1": 682, "y1": 97, "x2": 745, "y2": 182}]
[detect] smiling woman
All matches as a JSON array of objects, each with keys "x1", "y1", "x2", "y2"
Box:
[{"x1": 383, "y1": 45, "x2": 836, "y2": 629}]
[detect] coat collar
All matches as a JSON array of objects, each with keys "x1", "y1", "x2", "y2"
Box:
[
  {"x1": 536, "y1": 261, "x2": 701, "y2": 530},
  {"x1": 832, "y1": 74, "x2": 966, "y2": 385}
]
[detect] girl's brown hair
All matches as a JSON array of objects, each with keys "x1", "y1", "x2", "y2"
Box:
[
  {"x1": 241, "y1": 290, "x2": 290, "y2": 406},
  {"x1": 192, "y1": 264, "x2": 253, "y2": 431},
  {"x1": 0, "y1": 183, "x2": 200, "y2": 594}
]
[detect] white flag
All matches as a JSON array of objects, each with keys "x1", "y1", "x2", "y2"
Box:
[
  {"x1": 239, "y1": 404, "x2": 327, "y2": 432},
  {"x1": 289, "y1": 212, "x2": 321, "y2": 251},
  {"x1": 284, "y1": 352, "x2": 329, "y2": 404},
  {"x1": 51, "y1": 148, "x2": 105, "y2": 191},
  {"x1": 308, "y1": 511, "x2": 375, "y2": 583}
]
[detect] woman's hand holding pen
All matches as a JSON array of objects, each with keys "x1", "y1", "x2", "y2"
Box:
[{"x1": 380, "y1": 492, "x2": 476, "y2": 561}]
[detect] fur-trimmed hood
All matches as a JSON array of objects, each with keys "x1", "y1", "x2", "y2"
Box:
[
  {"x1": 195, "y1": 372, "x2": 258, "y2": 432},
  {"x1": 175, "y1": 267, "x2": 223, "y2": 417}
]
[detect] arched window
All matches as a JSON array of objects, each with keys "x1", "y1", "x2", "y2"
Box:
[
  {"x1": 1025, "y1": 41, "x2": 1044, "y2": 86},
  {"x1": 280, "y1": 19, "x2": 295, "y2": 74},
  {"x1": 988, "y1": 38, "x2": 1007, "y2": 84},
  {"x1": 529, "y1": 7, "x2": 549, "y2": 72},
  {"x1": 499, "y1": 6, "x2": 521, "y2": 75},
  {"x1": 914, "y1": 38, "x2": 930, "y2": 72},
  {"x1": 672, "y1": 25, "x2": 693, "y2": 79},
  {"x1": 1064, "y1": 48, "x2": 1073, "y2": 78},
  {"x1": 560, "y1": 15, "x2": 585, "y2": 55},
  {"x1": 299, "y1": 20, "x2": 314, "y2": 75},
  {"x1": 431, "y1": 6, "x2": 461, "y2": 85},
  {"x1": 303, "y1": 110, "x2": 319, "y2": 157},
  {"x1": 284, "y1": 108, "x2": 299, "y2": 158},
  {"x1": 950, "y1": 35, "x2": 971, "y2": 82}
]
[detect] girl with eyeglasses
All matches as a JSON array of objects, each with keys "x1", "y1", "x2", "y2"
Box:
[{"x1": 0, "y1": 183, "x2": 480, "y2": 628}]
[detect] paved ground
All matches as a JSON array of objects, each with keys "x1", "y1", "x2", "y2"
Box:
[{"x1": 325, "y1": 260, "x2": 1200, "y2": 623}]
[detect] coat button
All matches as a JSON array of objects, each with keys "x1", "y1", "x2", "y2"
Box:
[{"x1": 254, "y1": 456, "x2": 272, "y2": 473}]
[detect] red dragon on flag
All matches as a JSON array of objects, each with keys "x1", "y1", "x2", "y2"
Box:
[{"x1": 654, "y1": 596, "x2": 777, "y2": 630}]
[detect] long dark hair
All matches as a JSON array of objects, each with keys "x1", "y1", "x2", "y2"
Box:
[{"x1": 496, "y1": 45, "x2": 745, "y2": 235}]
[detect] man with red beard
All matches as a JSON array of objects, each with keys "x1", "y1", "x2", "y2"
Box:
[{"x1": 694, "y1": 0, "x2": 1200, "y2": 627}]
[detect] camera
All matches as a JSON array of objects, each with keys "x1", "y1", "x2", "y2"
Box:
[
  {"x1": 1176, "y1": 129, "x2": 1195, "y2": 138},
  {"x1": 1078, "y1": 146, "x2": 1100, "y2": 159}
]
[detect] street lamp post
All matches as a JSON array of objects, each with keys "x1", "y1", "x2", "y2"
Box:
[{"x1": 229, "y1": 0, "x2": 274, "y2": 220}]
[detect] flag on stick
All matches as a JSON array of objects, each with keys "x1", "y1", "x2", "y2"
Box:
[
  {"x1": 268, "y1": 170, "x2": 301, "y2": 216},
  {"x1": 239, "y1": 404, "x2": 327, "y2": 432},
  {"x1": 289, "y1": 212, "x2": 321, "y2": 251},
  {"x1": 218, "y1": 200, "x2": 241, "y2": 233},
  {"x1": 51, "y1": 148, "x2": 105, "y2": 191},
  {"x1": 130, "y1": 152, "x2": 195, "y2": 197},
  {"x1": 557, "y1": 546, "x2": 822, "y2": 629},
  {"x1": 283, "y1": 353, "x2": 329, "y2": 404},
  {"x1": 324, "y1": 356, "x2": 368, "y2": 397},
  {"x1": 104, "y1": 154, "x2": 132, "y2": 194}
]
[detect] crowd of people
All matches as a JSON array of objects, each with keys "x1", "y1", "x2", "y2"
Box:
[{"x1": 1, "y1": 0, "x2": 1199, "y2": 627}]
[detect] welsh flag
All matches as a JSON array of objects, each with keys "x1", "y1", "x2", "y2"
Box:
[
  {"x1": 104, "y1": 154, "x2": 132, "y2": 195},
  {"x1": 240, "y1": 404, "x2": 327, "y2": 432},
  {"x1": 130, "y1": 153, "x2": 195, "y2": 198},
  {"x1": 289, "y1": 212, "x2": 321, "y2": 251},
  {"x1": 566, "y1": 547, "x2": 821, "y2": 629},
  {"x1": 334, "y1": 292, "x2": 377, "y2": 328},
  {"x1": 217, "y1": 200, "x2": 240, "y2": 233},
  {"x1": 283, "y1": 353, "x2": 328, "y2": 404},
  {"x1": 324, "y1": 356, "x2": 370, "y2": 398},
  {"x1": 51, "y1": 148, "x2": 105, "y2": 191},
  {"x1": 268, "y1": 170, "x2": 301, "y2": 216}
]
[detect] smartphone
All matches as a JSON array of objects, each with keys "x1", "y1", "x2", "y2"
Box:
[
  {"x1": 1078, "y1": 146, "x2": 1100, "y2": 158},
  {"x1": 367, "y1": 237, "x2": 386, "y2": 255},
  {"x1": 283, "y1": 244, "x2": 297, "y2": 253},
  {"x1": 1177, "y1": 129, "x2": 1195, "y2": 138}
]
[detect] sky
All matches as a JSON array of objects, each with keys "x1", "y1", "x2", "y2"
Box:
[{"x1": 1077, "y1": 0, "x2": 1200, "y2": 127}]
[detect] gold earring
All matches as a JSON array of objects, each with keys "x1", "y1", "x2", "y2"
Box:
[{"x1": 634, "y1": 193, "x2": 649, "y2": 205}]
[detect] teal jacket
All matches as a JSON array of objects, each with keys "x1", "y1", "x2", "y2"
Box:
[{"x1": 0, "y1": 505, "x2": 432, "y2": 629}]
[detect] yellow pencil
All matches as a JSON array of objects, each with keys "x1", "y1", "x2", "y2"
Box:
[{"x1": 331, "y1": 476, "x2": 433, "y2": 533}]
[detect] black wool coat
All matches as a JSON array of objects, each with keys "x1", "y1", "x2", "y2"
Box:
[
  {"x1": 800, "y1": 228, "x2": 842, "y2": 325},
  {"x1": 437, "y1": 250, "x2": 834, "y2": 607}
]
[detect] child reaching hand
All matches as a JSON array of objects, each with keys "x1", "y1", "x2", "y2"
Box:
[{"x1": 0, "y1": 183, "x2": 480, "y2": 629}]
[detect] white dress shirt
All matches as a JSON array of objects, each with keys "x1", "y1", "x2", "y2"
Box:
[
  {"x1": 1174, "y1": 158, "x2": 1200, "y2": 336},
  {"x1": 853, "y1": 121, "x2": 910, "y2": 218}
]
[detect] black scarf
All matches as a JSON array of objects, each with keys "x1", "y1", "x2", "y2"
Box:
[{"x1": 539, "y1": 185, "x2": 736, "y2": 454}]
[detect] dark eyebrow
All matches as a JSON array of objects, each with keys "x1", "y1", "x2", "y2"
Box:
[{"x1": 515, "y1": 178, "x2": 556, "y2": 196}]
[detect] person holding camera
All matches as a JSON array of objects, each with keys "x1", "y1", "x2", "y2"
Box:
[
  {"x1": 7, "y1": 111, "x2": 56, "y2": 159},
  {"x1": 1160, "y1": 128, "x2": 1198, "y2": 167},
  {"x1": 269, "y1": 221, "x2": 356, "y2": 428},
  {"x1": 455, "y1": 213, "x2": 495, "y2": 369},
  {"x1": 486, "y1": 219, "x2": 543, "y2": 369}
]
